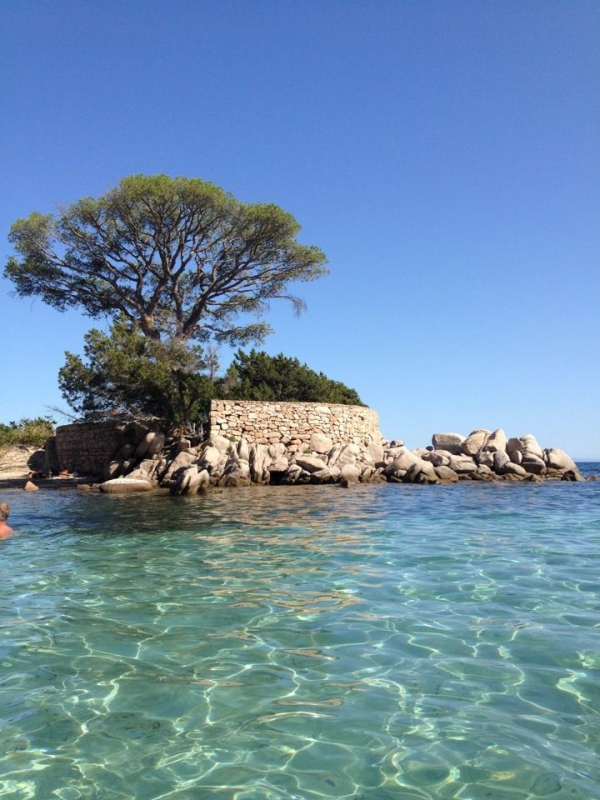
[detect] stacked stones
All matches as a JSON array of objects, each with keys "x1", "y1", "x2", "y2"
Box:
[
  {"x1": 51, "y1": 421, "x2": 123, "y2": 476},
  {"x1": 99, "y1": 426, "x2": 584, "y2": 494},
  {"x1": 210, "y1": 400, "x2": 381, "y2": 448}
]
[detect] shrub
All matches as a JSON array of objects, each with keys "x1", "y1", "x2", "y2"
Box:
[{"x1": 0, "y1": 416, "x2": 55, "y2": 450}]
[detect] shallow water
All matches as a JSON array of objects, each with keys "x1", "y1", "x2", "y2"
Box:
[{"x1": 1, "y1": 468, "x2": 599, "y2": 799}]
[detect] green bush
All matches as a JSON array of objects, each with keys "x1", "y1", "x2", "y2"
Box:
[{"x1": 0, "y1": 416, "x2": 55, "y2": 449}]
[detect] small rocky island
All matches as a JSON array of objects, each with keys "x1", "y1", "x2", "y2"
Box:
[{"x1": 39, "y1": 401, "x2": 586, "y2": 494}]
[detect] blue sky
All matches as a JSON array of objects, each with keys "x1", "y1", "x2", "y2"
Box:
[{"x1": 1, "y1": 0, "x2": 598, "y2": 458}]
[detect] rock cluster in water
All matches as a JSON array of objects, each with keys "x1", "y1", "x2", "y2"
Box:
[{"x1": 98, "y1": 426, "x2": 584, "y2": 494}]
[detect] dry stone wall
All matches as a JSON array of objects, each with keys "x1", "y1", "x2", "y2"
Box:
[
  {"x1": 210, "y1": 400, "x2": 382, "y2": 447},
  {"x1": 54, "y1": 421, "x2": 122, "y2": 475}
]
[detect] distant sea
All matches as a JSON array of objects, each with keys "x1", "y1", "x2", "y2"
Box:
[{"x1": 1, "y1": 464, "x2": 599, "y2": 800}]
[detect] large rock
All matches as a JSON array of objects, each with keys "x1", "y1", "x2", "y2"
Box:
[
  {"x1": 499, "y1": 461, "x2": 527, "y2": 477},
  {"x1": 330, "y1": 444, "x2": 360, "y2": 468},
  {"x1": 295, "y1": 455, "x2": 328, "y2": 473},
  {"x1": 309, "y1": 433, "x2": 333, "y2": 454},
  {"x1": 544, "y1": 448, "x2": 578, "y2": 473},
  {"x1": 134, "y1": 431, "x2": 166, "y2": 461},
  {"x1": 434, "y1": 465, "x2": 459, "y2": 483},
  {"x1": 99, "y1": 477, "x2": 153, "y2": 494},
  {"x1": 199, "y1": 446, "x2": 221, "y2": 472},
  {"x1": 170, "y1": 465, "x2": 210, "y2": 495},
  {"x1": 386, "y1": 450, "x2": 423, "y2": 473},
  {"x1": 162, "y1": 450, "x2": 196, "y2": 482},
  {"x1": 249, "y1": 444, "x2": 271, "y2": 483},
  {"x1": 432, "y1": 433, "x2": 464, "y2": 455},
  {"x1": 521, "y1": 452, "x2": 546, "y2": 474},
  {"x1": 448, "y1": 455, "x2": 477, "y2": 473},
  {"x1": 493, "y1": 451, "x2": 510, "y2": 474},
  {"x1": 366, "y1": 441, "x2": 384, "y2": 463},
  {"x1": 237, "y1": 438, "x2": 250, "y2": 461},
  {"x1": 403, "y1": 461, "x2": 438, "y2": 484},
  {"x1": 267, "y1": 457, "x2": 289, "y2": 473},
  {"x1": 506, "y1": 438, "x2": 523, "y2": 455},
  {"x1": 461, "y1": 430, "x2": 490, "y2": 456},
  {"x1": 268, "y1": 443, "x2": 287, "y2": 459},
  {"x1": 425, "y1": 450, "x2": 451, "y2": 467},
  {"x1": 340, "y1": 463, "x2": 361, "y2": 483},
  {"x1": 520, "y1": 434, "x2": 544, "y2": 461},
  {"x1": 484, "y1": 429, "x2": 507, "y2": 453},
  {"x1": 475, "y1": 451, "x2": 495, "y2": 469},
  {"x1": 522, "y1": 459, "x2": 546, "y2": 475},
  {"x1": 207, "y1": 434, "x2": 231, "y2": 453},
  {"x1": 106, "y1": 460, "x2": 123, "y2": 480}
]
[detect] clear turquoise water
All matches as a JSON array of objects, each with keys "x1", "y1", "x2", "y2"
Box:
[{"x1": 1, "y1": 467, "x2": 599, "y2": 800}]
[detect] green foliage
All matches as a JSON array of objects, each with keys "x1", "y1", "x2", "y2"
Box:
[
  {"x1": 58, "y1": 317, "x2": 217, "y2": 426},
  {"x1": 220, "y1": 349, "x2": 364, "y2": 405},
  {"x1": 0, "y1": 416, "x2": 55, "y2": 449},
  {"x1": 5, "y1": 174, "x2": 328, "y2": 346}
]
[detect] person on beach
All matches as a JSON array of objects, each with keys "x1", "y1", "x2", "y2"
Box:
[{"x1": 0, "y1": 502, "x2": 14, "y2": 539}]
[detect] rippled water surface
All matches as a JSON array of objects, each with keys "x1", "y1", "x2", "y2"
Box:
[{"x1": 2, "y1": 468, "x2": 600, "y2": 799}]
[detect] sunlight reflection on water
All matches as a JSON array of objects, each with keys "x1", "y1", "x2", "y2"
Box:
[{"x1": 1, "y1": 479, "x2": 600, "y2": 799}]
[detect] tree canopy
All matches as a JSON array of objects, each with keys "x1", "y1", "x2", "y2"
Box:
[
  {"x1": 58, "y1": 317, "x2": 217, "y2": 426},
  {"x1": 59, "y1": 334, "x2": 363, "y2": 427},
  {"x1": 5, "y1": 174, "x2": 328, "y2": 345},
  {"x1": 221, "y1": 349, "x2": 364, "y2": 405}
]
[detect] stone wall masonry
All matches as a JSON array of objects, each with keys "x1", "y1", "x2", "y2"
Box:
[
  {"x1": 210, "y1": 400, "x2": 382, "y2": 448},
  {"x1": 55, "y1": 421, "x2": 123, "y2": 476}
]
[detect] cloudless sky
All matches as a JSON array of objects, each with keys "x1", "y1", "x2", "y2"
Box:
[{"x1": 1, "y1": 0, "x2": 598, "y2": 458}]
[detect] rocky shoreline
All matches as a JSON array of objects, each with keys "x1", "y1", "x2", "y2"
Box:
[
  {"x1": 2, "y1": 427, "x2": 591, "y2": 495},
  {"x1": 93, "y1": 426, "x2": 588, "y2": 495}
]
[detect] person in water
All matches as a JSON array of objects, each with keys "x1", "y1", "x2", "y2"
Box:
[{"x1": 0, "y1": 502, "x2": 14, "y2": 539}]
